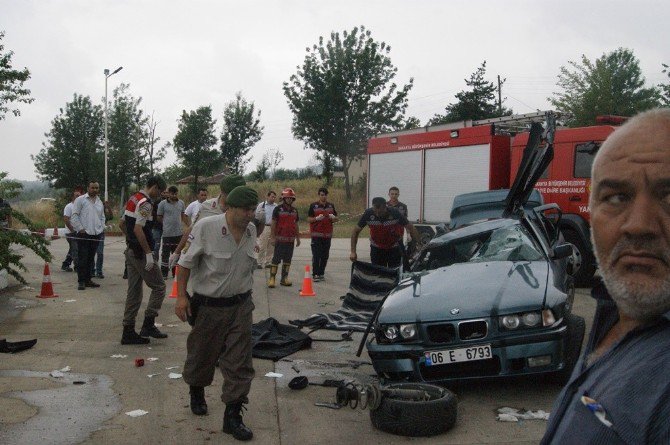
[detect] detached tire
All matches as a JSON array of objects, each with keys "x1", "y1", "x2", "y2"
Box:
[
  {"x1": 551, "y1": 314, "x2": 585, "y2": 385},
  {"x1": 562, "y1": 229, "x2": 596, "y2": 287},
  {"x1": 370, "y1": 383, "x2": 457, "y2": 437}
]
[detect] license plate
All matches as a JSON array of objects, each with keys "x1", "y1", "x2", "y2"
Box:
[{"x1": 425, "y1": 344, "x2": 492, "y2": 366}]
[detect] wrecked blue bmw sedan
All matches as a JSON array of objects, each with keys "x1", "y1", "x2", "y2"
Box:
[{"x1": 366, "y1": 116, "x2": 585, "y2": 384}]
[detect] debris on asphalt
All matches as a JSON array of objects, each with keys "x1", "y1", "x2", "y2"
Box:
[
  {"x1": 166, "y1": 324, "x2": 179, "y2": 327},
  {"x1": 314, "y1": 402, "x2": 341, "y2": 410},
  {"x1": 125, "y1": 409, "x2": 149, "y2": 417},
  {"x1": 496, "y1": 407, "x2": 550, "y2": 421},
  {"x1": 147, "y1": 373, "x2": 161, "y2": 378},
  {"x1": 265, "y1": 372, "x2": 283, "y2": 378},
  {"x1": 59, "y1": 366, "x2": 71, "y2": 372},
  {"x1": 64, "y1": 299, "x2": 76, "y2": 303},
  {"x1": 147, "y1": 357, "x2": 159, "y2": 362},
  {"x1": 135, "y1": 358, "x2": 145, "y2": 367},
  {"x1": 154, "y1": 323, "x2": 163, "y2": 327},
  {"x1": 110, "y1": 354, "x2": 128, "y2": 358},
  {"x1": 165, "y1": 366, "x2": 179, "y2": 370},
  {"x1": 49, "y1": 370, "x2": 64, "y2": 378},
  {"x1": 168, "y1": 372, "x2": 182, "y2": 379}
]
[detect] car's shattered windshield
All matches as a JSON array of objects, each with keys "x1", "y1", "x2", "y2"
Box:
[{"x1": 413, "y1": 225, "x2": 544, "y2": 271}]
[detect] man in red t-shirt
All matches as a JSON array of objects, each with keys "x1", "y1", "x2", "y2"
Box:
[
  {"x1": 307, "y1": 187, "x2": 338, "y2": 281},
  {"x1": 268, "y1": 188, "x2": 300, "y2": 287},
  {"x1": 350, "y1": 197, "x2": 420, "y2": 268}
]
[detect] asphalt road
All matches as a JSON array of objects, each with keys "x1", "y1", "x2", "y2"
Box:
[{"x1": 0, "y1": 237, "x2": 596, "y2": 444}]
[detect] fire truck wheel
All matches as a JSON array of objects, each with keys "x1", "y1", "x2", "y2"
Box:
[
  {"x1": 562, "y1": 229, "x2": 596, "y2": 287},
  {"x1": 370, "y1": 383, "x2": 457, "y2": 437}
]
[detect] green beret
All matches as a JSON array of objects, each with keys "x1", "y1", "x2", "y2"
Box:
[
  {"x1": 226, "y1": 186, "x2": 258, "y2": 208},
  {"x1": 220, "y1": 174, "x2": 246, "y2": 194}
]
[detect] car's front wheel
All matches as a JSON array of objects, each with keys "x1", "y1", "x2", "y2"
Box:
[{"x1": 370, "y1": 382, "x2": 457, "y2": 437}]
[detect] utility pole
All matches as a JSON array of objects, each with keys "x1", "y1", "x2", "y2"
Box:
[
  {"x1": 497, "y1": 75, "x2": 502, "y2": 115},
  {"x1": 103, "y1": 66, "x2": 123, "y2": 202}
]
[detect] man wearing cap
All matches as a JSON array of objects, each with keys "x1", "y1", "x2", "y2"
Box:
[
  {"x1": 168, "y1": 174, "x2": 250, "y2": 269},
  {"x1": 175, "y1": 185, "x2": 259, "y2": 442},
  {"x1": 351, "y1": 197, "x2": 421, "y2": 268}
]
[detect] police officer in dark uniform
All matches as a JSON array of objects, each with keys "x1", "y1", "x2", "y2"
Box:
[{"x1": 175, "y1": 186, "x2": 259, "y2": 441}]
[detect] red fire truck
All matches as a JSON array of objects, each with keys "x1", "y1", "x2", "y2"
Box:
[{"x1": 366, "y1": 111, "x2": 624, "y2": 284}]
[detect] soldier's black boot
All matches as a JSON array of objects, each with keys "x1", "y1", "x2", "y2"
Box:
[
  {"x1": 223, "y1": 401, "x2": 253, "y2": 441},
  {"x1": 139, "y1": 316, "x2": 168, "y2": 339},
  {"x1": 189, "y1": 386, "x2": 207, "y2": 415},
  {"x1": 121, "y1": 325, "x2": 150, "y2": 345}
]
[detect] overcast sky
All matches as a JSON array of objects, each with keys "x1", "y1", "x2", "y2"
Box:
[{"x1": 1, "y1": 0, "x2": 668, "y2": 182}]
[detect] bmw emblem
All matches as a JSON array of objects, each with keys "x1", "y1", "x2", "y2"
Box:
[{"x1": 450, "y1": 308, "x2": 460, "y2": 315}]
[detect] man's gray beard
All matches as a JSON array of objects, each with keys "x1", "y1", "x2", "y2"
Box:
[{"x1": 593, "y1": 234, "x2": 670, "y2": 321}]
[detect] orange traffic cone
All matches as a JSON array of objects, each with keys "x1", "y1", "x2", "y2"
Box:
[
  {"x1": 168, "y1": 265, "x2": 179, "y2": 298},
  {"x1": 36, "y1": 263, "x2": 59, "y2": 298},
  {"x1": 51, "y1": 226, "x2": 60, "y2": 240},
  {"x1": 299, "y1": 265, "x2": 316, "y2": 297}
]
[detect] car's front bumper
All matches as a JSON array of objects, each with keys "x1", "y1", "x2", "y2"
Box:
[{"x1": 367, "y1": 323, "x2": 568, "y2": 383}]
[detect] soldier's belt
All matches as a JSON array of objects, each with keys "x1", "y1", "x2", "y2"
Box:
[{"x1": 192, "y1": 290, "x2": 251, "y2": 307}]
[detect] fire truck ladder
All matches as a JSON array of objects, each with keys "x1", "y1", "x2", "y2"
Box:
[{"x1": 473, "y1": 111, "x2": 562, "y2": 135}]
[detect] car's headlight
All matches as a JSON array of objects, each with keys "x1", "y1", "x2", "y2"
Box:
[
  {"x1": 499, "y1": 311, "x2": 543, "y2": 330},
  {"x1": 399, "y1": 324, "x2": 417, "y2": 340},
  {"x1": 377, "y1": 323, "x2": 418, "y2": 343},
  {"x1": 383, "y1": 325, "x2": 399, "y2": 341}
]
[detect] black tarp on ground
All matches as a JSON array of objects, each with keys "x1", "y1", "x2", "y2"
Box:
[
  {"x1": 251, "y1": 318, "x2": 312, "y2": 361},
  {"x1": 289, "y1": 261, "x2": 400, "y2": 332}
]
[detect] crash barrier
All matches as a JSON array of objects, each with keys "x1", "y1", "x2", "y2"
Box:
[
  {"x1": 168, "y1": 266, "x2": 179, "y2": 298},
  {"x1": 334, "y1": 381, "x2": 458, "y2": 437},
  {"x1": 36, "y1": 263, "x2": 59, "y2": 298},
  {"x1": 299, "y1": 265, "x2": 316, "y2": 297}
]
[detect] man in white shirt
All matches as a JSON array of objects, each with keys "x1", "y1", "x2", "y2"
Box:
[
  {"x1": 185, "y1": 188, "x2": 208, "y2": 223},
  {"x1": 255, "y1": 190, "x2": 277, "y2": 269},
  {"x1": 61, "y1": 186, "x2": 83, "y2": 272},
  {"x1": 70, "y1": 181, "x2": 106, "y2": 290}
]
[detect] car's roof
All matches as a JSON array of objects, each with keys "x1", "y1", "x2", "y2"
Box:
[{"x1": 430, "y1": 218, "x2": 518, "y2": 245}]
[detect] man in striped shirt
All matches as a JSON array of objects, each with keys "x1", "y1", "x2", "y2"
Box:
[{"x1": 542, "y1": 108, "x2": 670, "y2": 444}]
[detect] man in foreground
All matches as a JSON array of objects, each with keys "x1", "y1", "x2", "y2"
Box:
[
  {"x1": 541, "y1": 108, "x2": 670, "y2": 444},
  {"x1": 121, "y1": 176, "x2": 168, "y2": 345},
  {"x1": 350, "y1": 197, "x2": 420, "y2": 268},
  {"x1": 175, "y1": 186, "x2": 259, "y2": 441}
]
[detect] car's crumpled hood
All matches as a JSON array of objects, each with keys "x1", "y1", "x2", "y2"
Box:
[{"x1": 378, "y1": 261, "x2": 548, "y2": 323}]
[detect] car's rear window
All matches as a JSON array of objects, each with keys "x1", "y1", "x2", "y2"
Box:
[{"x1": 414, "y1": 225, "x2": 544, "y2": 271}]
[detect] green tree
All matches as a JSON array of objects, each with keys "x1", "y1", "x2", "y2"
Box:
[
  {"x1": 173, "y1": 106, "x2": 220, "y2": 191},
  {"x1": 145, "y1": 113, "x2": 167, "y2": 176},
  {"x1": 33, "y1": 94, "x2": 104, "y2": 189},
  {"x1": 0, "y1": 172, "x2": 52, "y2": 284},
  {"x1": 429, "y1": 61, "x2": 511, "y2": 125},
  {"x1": 0, "y1": 171, "x2": 22, "y2": 198},
  {"x1": 107, "y1": 83, "x2": 149, "y2": 195},
  {"x1": 283, "y1": 26, "x2": 413, "y2": 199},
  {"x1": 220, "y1": 92, "x2": 264, "y2": 174},
  {"x1": 402, "y1": 116, "x2": 422, "y2": 130},
  {"x1": 550, "y1": 48, "x2": 661, "y2": 127},
  {"x1": 0, "y1": 31, "x2": 34, "y2": 120},
  {"x1": 252, "y1": 148, "x2": 284, "y2": 182},
  {"x1": 661, "y1": 63, "x2": 670, "y2": 107}
]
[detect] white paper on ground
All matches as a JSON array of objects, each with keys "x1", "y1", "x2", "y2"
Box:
[
  {"x1": 264, "y1": 372, "x2": 283, "y2": 378},
  {"x1": 168, "y1": 373, "x2": 182, "y2": 379},
  {"x1": 165, "y1": 366, "x2": 179, "y2": 370},
  {"x1": 147, "y1": 373, "x2": 161, "y2": 378},
  {"x1": 64, "y1": 299, "x2": 76, "y2": 303},
  {"x1": 59, "y1": 366, "x2": 71, "y2": 372},
  {"x1": 49, "y1": 370, "x2": 64, "y2": 378},
  {"x1": 125, "y1": 409, "x2": 149, "y2": 417},
  {"x1": 147, "y1": 357, "x2": 159, "y2": 362},
  {"x1": 166, "y1": 324, "x2": 179, "y2": 327},
  {"x1": 154, "y1": 323, "x2": 163, "y2": 327},
  {"x1": 110, "y1": 354, "x2": 128, "y2": 358}
]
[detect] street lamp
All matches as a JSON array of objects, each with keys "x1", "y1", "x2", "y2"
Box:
[{"x1": 104, "y1": 66, "x2": 123, "y2": 202}]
